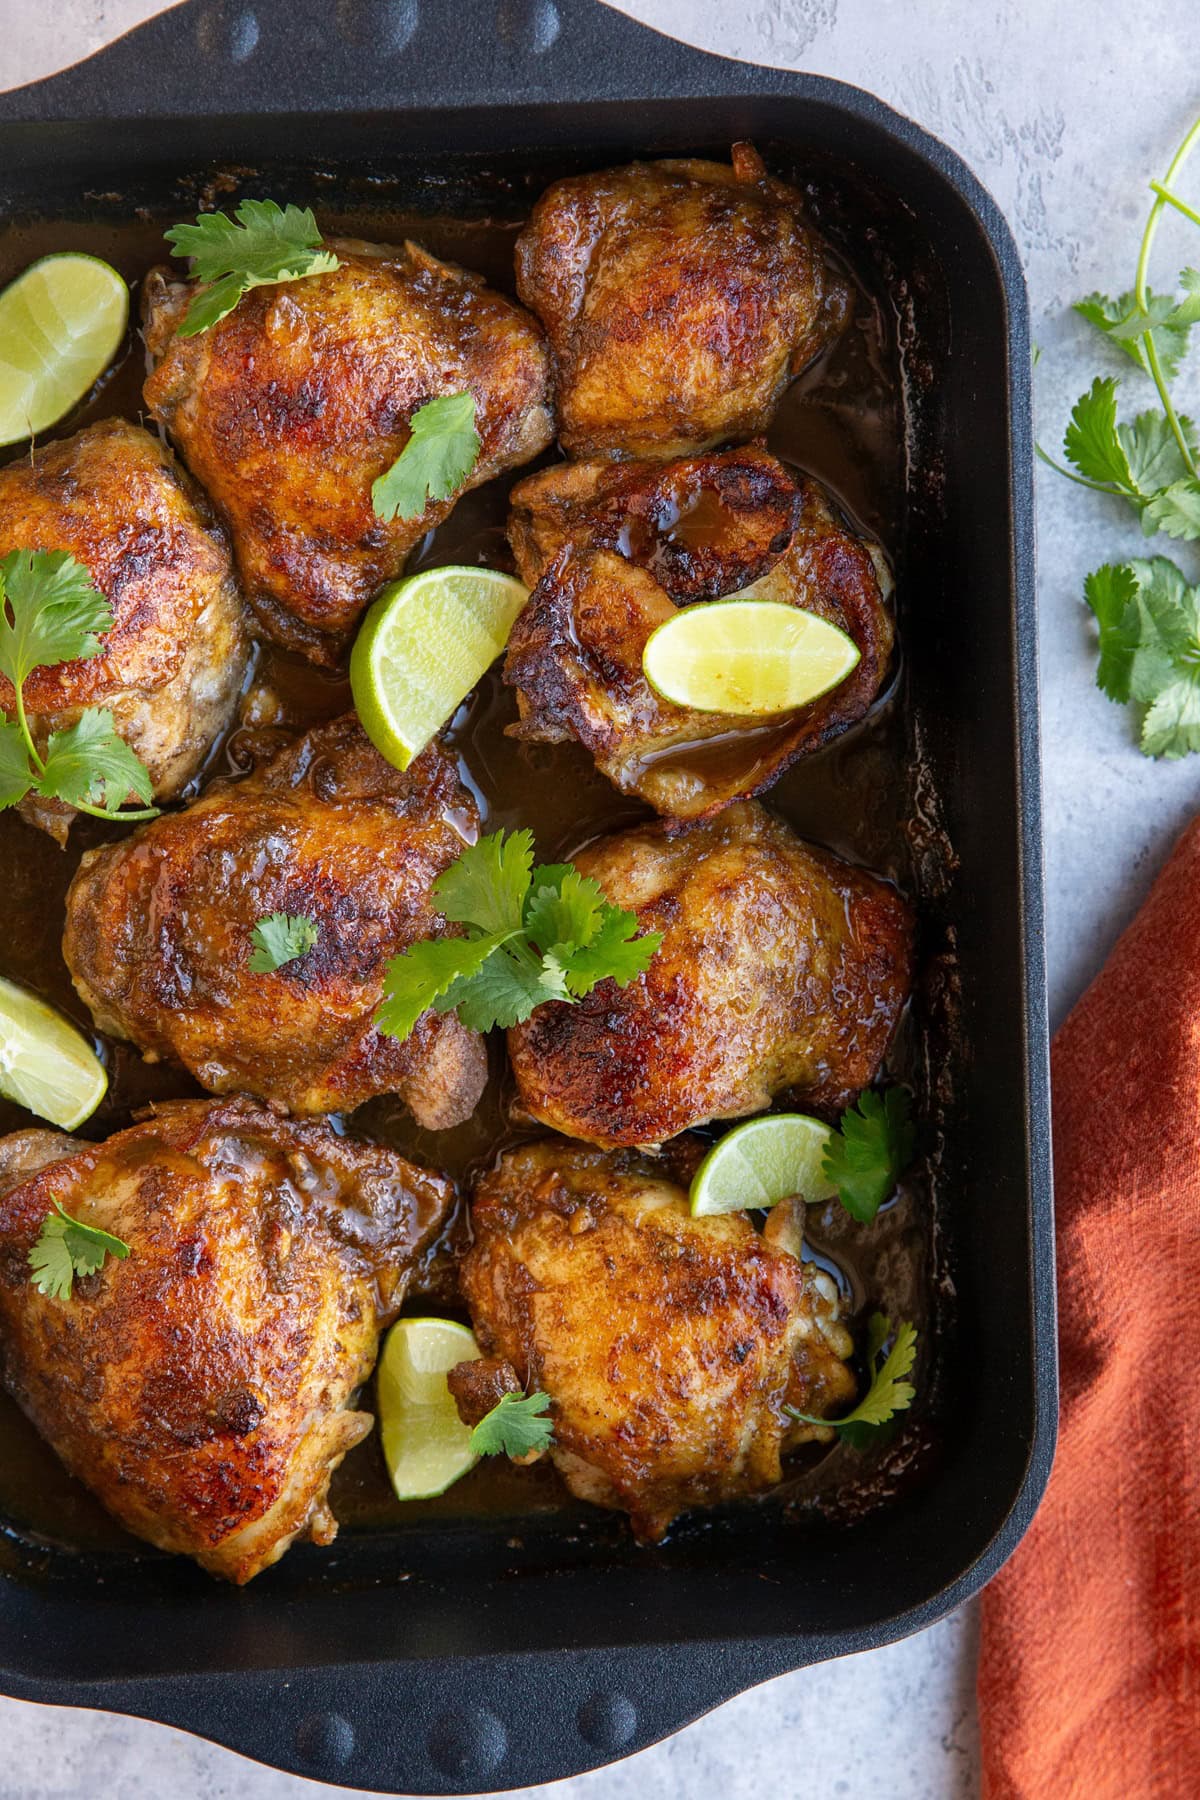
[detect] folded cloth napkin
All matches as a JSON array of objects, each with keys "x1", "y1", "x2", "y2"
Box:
[{"x1": 977, "y1": 815, "x2": 1200, "y2": 1797}]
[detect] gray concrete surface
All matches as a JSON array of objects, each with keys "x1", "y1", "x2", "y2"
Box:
[{"x1": 1, "y1": 1, "x2": 1198, "y2": 1796}]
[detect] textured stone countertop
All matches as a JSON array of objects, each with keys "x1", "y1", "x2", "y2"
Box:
[{"x1": 1, "y1": 3, "x2": 1197, "y2": 1796}]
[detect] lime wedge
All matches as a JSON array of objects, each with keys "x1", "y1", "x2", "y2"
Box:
[
  {"x1": 0, "y1": 254, "x2": 129, "y2": 447},
  {"x1": 690, "y1": 1114, "x2": 838, "y2": 1217},
  {"x1": 377, "y1": 1314, "x2": 482, "y2": 1501},
  {"x1": 351, "y1": 566, "x2": 529, "y2": 769},
  {"x1": 0, "y1": 975, "x2": 107, "y2": 1129},
  {"x1": 643, "y1": 598, "x2": 860, "y2": 715}
]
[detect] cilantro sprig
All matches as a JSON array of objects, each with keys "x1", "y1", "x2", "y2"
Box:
[
  {"x1": 1040, "y1": 115, "x2": 1200, "y2": 759},
  {"x1": 165, "y1": 199, "x2": 341, "y2": 336},
  {"x1": 249, "y1": 912, "x2": 320, "y2": 973},
  {"x1": 822, "y1": 1086, "x2": 915, "y2": 1224},
  {"x1": 469, "y1": 1390, "x2": 554, "y2": 1459},
  {"x1": 789, "y1": 1313, "x2": 918, "y2": 1449},
  {"x1": 376, "y1": 829, "x2": 661, "y2": 1040},
  {"x1": 372, "y1": 392, "x2": 481, "y2": 523},
  {"x1": 28, "y1": 1200, "x2": 130, "y2": 1301},
  {"x1": 1085, "y1": 558, "x2": 1200, "y2": 757},
  {"x1": 0, "y1": 550, "x2": 156, "y2": 824}
]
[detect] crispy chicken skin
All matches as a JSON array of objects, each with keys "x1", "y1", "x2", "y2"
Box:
[
  {"x1": 515, "y1": 144, "x2": 849, "y2": 459},
  {"x1": 454, "y1": 1139, "x2": 855, "y2": 1540},
  {"x1": 507, "y1": 803, "x2": 913, "y2": 1147},
  {"x1": 504, "y1": 446, "x2": 893, "y2": 819},
  {"x1": 143, "y1": 238, "x2": 554, "y2": 664},
  {"x1": 0, "y1": 419, "x2": 249, "y2": 842},
  {"x1": 0, "y1": 1098, "x2": 453, "y2": 1582},
  {"x1": 62, "y1": 716, "x2": 487, "y2": 1126}
]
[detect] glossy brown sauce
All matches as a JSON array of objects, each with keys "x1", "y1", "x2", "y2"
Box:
[{"x1": 0, "y1": 190, "x2": 938, "y2": 1554}]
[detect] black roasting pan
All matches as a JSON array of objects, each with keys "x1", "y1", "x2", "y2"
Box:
[{"x1": 0, "y1": 0, "x2": 1055, "y2": 1791}]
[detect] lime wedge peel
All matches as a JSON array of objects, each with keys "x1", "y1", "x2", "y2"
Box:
[
  {"x1": 350, "y1": 566, "x2": 529, "y2": 771},
  {"x1": 643, "y1": 598, "x2": 861, "y2": 716},
  {"x1": 690, "y1": 1114, "x2": 838, "y2": 1218},
  {"x1": 0, "y1": 254, "x2": 129, "y2": 447},
  {"x1": 377, "y1": 1314, "x2": 482, "y2": 1502},
  {"x1": 0, "y1": 975, "x2": 107, "y2": 1130}
]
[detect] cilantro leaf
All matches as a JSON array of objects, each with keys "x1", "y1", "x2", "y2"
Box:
[
  {"x1": 788, "y1": 1313, "x2": 918, "y2": 1448},
  {"x1": 442, "y1": 944, "x2": 568, "y2": 1031},
  {"x1": 1118, "y1": 410, "x2": 1198, "y2": 504},
  {"x1": 469, "y1": 1390, "x2": 554, "y2": 1458},
  {"x1": 1063, "y1": 376, "x2": 1136, "y2": 489},
  {"x1": 553, "y1": 905, "x2": 661, "y2": 998},
  {"x1": 1077, "y1": 286, "x2": 1195, "y2": 382},
  {"x1": 0, "y1": 548, "x2": 111, "y2": 691},
  {"x1": 435, "y1": 827, "x2": 533, "y2": 936},
  {"x1": 248, "y1": 912, "x2": 320, "y2": 974},
  {"x1": 1084, "y1": 556, "x2": 1200, "y2": 758},
  {"x1": 1084, "y1": 563, "x2": 1141, "y2": 702},
  {"x1": 821, "y1": 1087, "x2": 915, "y2": 1224},
  {"x1": 371, "y1": 392, "x2": 481, "y2": 523},
  {"x1": 0, "y1": 719, "x2": 35, "y2": 809},
  {"x1": 39, "y1": 710, "x2": 155, "y2": 813},
  {"x1": 376, "y1": 932, "x2": 507, "y2": 1039},
  {"x1": 165, "y1": 199, "x2": 340, "y2": 336},
  {"x1": 375, "y1": 831, "x2": 662, "y2": 1040},
  {"x1": 1144, "y1": 479, "x2": 1200, "y2": 541},
  {"x1": 28, "y1": 1200, "x2": 130, "y2": 1300}
]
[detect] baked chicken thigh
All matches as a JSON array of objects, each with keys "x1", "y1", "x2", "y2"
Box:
[
  {"x1": 0, "y1": 1098, "x2": 453, "y2": 1582},
  {"x1": 63, "y1": 716, "x2": 487, "y2": 1126},
  {"x1": 143, "y1": 238, "x2": 553, "y2": 663},
  {"x1": 0, "y1": 419, "x2": 249, "y2": 842},
  {"x1": 515, "y1": 144, "x2": 849, "y2": 459},
  {"x1": 507, "y1": 802, "x2": 913, "y2": 1146},
  {"x1": 505, "y1": 445, "x2": 893, "y2": 817},
  {"x1": 451, "y1": 1139, "x2": 855, "y2": 1540}
]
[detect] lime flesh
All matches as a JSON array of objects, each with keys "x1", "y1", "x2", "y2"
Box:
[
  {"x1": 643, "y1": 598, "x2": 861, "y2": 715},
  {"x1": 0, "y1": 254, "x2": 129, "y2": 446},
  {"x1": 0, "y1": 975, "x2": 107, "y2": 1129},
  {"x1": 377, "y1": 1315, "x2": 482, "y2": 1501},
  {"x1": 690, "y1": 1113, "x2": 838, "y2": 1217},
  {"x1": 350, "y1": 566, "x2": 529, "y2": 769}
]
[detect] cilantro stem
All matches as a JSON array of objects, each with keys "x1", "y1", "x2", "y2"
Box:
[
  {"x1": 1149, "y1": 180, "x2": 1200, "y2": 232},
  {"x1": 69, "y1": 797, "x2": 159, "y2": 823},
  {"x1": 1034, "y1": 443, "x2": 1124, "y2": 494},
  {"x1": 12, "y1": 680, "x2": 45, "y2": 777},
  {"x1": 1134, "y1": 114, "x2": 1200, "y2": 483}
]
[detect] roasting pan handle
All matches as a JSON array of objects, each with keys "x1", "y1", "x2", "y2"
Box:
[{"x1": 0, "y1": 0, "x2": 779, "y2": 123}]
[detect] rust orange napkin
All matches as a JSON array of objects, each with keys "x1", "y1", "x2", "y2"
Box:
[{"x1": 978, "y1": 814, "x2": 1200, "y2": 1797}]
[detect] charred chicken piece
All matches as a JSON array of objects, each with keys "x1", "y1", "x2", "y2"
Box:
[
  {"x1": 0, "y1": 1098, "x2": 453, "y2": 1583},
  {"x1": 143, "y1": 238, "x2": 553, "y2": 664},
  {"x1": 504, "y1": 446, "x2": 893, "y2": 819},
  {"x1": 0, "y1": 419, "x2": 249, "y2": 843},
  {"x1": 515, "y1": 144, "x2": 849, "y2": 459},
  {"x1": 507, "y1": 802, "x2": 913, "y2": 1148},
  {"x1": 453, "y1": 1138, "x2": 855, "y2": 1541},
  {"x1": 62, "y1": 715, "x2": 487, "y2": 1126}
]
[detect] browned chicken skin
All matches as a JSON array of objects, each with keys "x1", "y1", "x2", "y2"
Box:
[
  {"x1": 0, "y1": 419, "x2": 249, "y2": 842},
  {"x1": 507, "y1": 803, "x2": 913, "y2": 1147},
  {"x1": 505, "y1": 446, "x2": 893, "y2": 818},
  {"x1": 62, "y1": 716, "x2": 487, "y2": 1126},
  {"x1": 515, "y1": 144, "x2": 849, "y2": 459},
  {"x1": 0, "y1": 1098, "x2": 453, "y2": 1582},
  {"x1": 143, "y1": 238, "x2": 554, "y2": 664},
  {"x1": 454, "y1": 1139, "x2": 855, "y2": 1541}
]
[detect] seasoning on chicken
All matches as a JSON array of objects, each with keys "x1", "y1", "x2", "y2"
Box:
[
  {"x1": 62, "y1": 715, "x2": 487, "y2": 1126},
  {"x1": 142, "y1": 238, "x2": 554, "y2": 664},
  {"x1": 504, "y1": 446, "x2": 893, "y2": 819},
  {"x1": 515, "y1": 144, "x2": 849, "y2": 459},
  {"x1": 452, "y1": 1138, "x2": 855, "y2": 1540},
  {"x1": 507, "y1": 802, "x2": 913, "y2": 1147},
  {"x1": 0, "y1": 419, "x2": 249, "y2": 843},
  {"x1": 0, "y1": 1098, "x2": 453, "y2": 1583}
]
